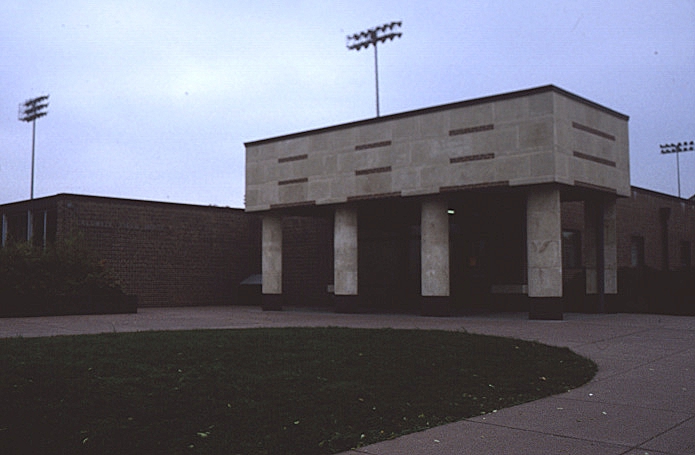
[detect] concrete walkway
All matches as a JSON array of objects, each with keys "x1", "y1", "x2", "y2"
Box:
[{"x1": 1, "y1": 307, "x2": 693, "y2": 454}]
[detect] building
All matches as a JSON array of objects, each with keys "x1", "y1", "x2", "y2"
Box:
[
  {"x1": 1, "y1": 194, "x2": 260, "y2": 308},
  {"x1": 2, "y1": 86, "x2": 693, "y2": 317},
  {"x1": 244, "y1": 85, "x2": 690, "y2": 319},
  {"x1": 563, "y1": 187, "x2": 695, "y2": 314}
]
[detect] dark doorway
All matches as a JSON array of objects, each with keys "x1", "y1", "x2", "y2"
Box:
[
  {"x1": 449, "y1": 193, "x2": 526, "y2": 313},
  {"x1": 358, "y1": 201, "x2": 421, "y2": 313}
]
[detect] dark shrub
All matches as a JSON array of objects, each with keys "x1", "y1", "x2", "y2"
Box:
[{"x1": 0, "y1": 236, "x2": 133, "y2": 317}]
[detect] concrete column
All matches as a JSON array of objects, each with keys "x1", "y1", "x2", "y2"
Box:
[
  {"x1": 604, "y1": 199, "x2": 618, "y2": 297},
  {"x1": 421, "y1": 197, "x2": 450, "y2": 316},
  {"x1": 527, "y1": 186, "x2": 563, "y2": 319},
  {"x1": 261, "y1": 215, "x2": 283, "y2": 310},
  {"x1": 585, "y1": 198, "x2": 618, "y2": 312},
  {"x1": 334, "y1": 206, "x2": 359, "y2": 312},
  {"x1": 584, "y1": 200, "x2": 598, "y2": 297}
]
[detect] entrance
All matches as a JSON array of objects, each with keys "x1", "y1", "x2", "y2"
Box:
[
  {"x1": 449, "y1": 193, "x2": 526, "y2": 313},
  {"x1": 358, "y1": 201, "x2": 421, "y2": 313}
]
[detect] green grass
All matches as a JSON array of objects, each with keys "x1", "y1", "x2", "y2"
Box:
[{"x1": 0, "y1": 328, "x2": 596, "y2": 455}]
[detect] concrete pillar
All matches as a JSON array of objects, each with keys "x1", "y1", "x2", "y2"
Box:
[
  {"x1": 527, "y1": 186, "x2": 563, "y2": 319},
  {"x1": 261, "y1": 215, "x2": 283, "y2": 310},
  {"x1": 584, "y1": 201, "x2": 598, "y2": 297},
  {"x1": 604, "y1": 199, "x2": 618, "y2": 297},
  {"x1": 585, "y1": 198, "x2": 618, "y2": 312},
  {"x1": 334, "y1": 206, "x2": 359, "y2": 312},
  {"x1": 421, "y1": 197, "x2": 450, "y2": 316}
]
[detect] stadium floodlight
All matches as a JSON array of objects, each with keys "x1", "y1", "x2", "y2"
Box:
[
  {"x1": 347, "y1": 21, "x2": 402, "y2": 117},
  {"x1": 18, "y1": 95, "x2": 49, "y2": 199},
  {"x1": 660, "y1": 140, "x2": 694, "y2": 198}
]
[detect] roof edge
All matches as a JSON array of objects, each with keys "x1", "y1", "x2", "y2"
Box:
[
  {"x1": 0, "y1": 193, "x2": 245, "y2": 211},
  {"x1": 631, "y1": 186, "x2": 695, "y2": 205},
  {"x1": 245, "y1": 85, "x2": 629, "y2": 147}
]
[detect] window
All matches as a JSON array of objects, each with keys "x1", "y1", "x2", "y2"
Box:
[
  {"x1": 4, "y1": 212, "x2": 28, "y2": 246},
  {"x1": 1, "y1": 214, "x2": 6, "y2": 247},
  {"x1": 31, "y1": 210, "x2": 45, "y2": 248},
  {"x1": 562, "y1": 230, "x2": 581, "y2": 269},
  {"x1": 630, "y1": 236, "x2": 645, "y2": 268},
  {"x1": 680, "y1": 241, "x2": 692, "y2": 269}
]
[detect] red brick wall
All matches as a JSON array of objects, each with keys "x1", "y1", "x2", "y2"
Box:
[
  {"x1": 55, "y1": 195, "x2": 261, "y2": 307},
  {"x1": 3, "y1": 187, "x2": 693, "y2": 312},
  {"x1": 561, "y1": 190, "x2": 695, "y2": 271},
  {"x1": 616, "y1": 188, "x2": 695, "y2": 271}
]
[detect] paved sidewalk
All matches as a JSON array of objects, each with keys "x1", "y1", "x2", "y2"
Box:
[{"x1": 1, "y1": 307, "x2": 693, "y2": 454}]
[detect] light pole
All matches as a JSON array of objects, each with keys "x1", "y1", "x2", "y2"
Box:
[
  {"x1": 18, "y1": 95, "x2": 49, "y2": 200},
  {"x1": 347, "y1": 21, "x2": 402, "y2": 117},
  {"x1": 660, "y1": 140, "x2": 694, "y2": 198}
]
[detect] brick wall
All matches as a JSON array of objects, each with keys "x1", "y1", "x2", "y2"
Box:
[
  {"x1": 560, "y1": 189, "x2": 695, "y2": 271},
  {"x1": 617, "y1": 188, "x2": 695, "y2": 271},
  {"x1": 55, "y1": 195, "x2": 261, "y2": 307},
  {"x1": 3, "y1": 187, "x2": 693, "y2": 313}
]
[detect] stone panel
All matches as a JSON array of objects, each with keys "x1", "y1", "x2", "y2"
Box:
[
  {"x1": 527, "y1": 186, "x2": 563, "y2": 298},
  {"x1": 334, "y1": 207, "x2": 358, "y2": 295},
  {"x1": 245, "y1": 86, "x2": 630, "y2": 211},
  {"x1": 262, "y1": 215, "x2": 282, "y2": 295},
  {"x1": 519, "y1": 120, "x2": 553, "y2": 149},
  {"x1": 421, "y1": 197, "x2": 449, "y2": 296}
]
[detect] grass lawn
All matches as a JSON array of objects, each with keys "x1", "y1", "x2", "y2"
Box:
[{"x1": 0, "y1": 328, "x2": 596, "y2": 454}]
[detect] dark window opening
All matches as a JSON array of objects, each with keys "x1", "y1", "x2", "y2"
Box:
[
  {"x1": 680, "y1": 241, "x2": 692, "y2": 270},
  {"x1": 4, "y1": 212, "x2": 28, "y2": 246},
  {"x1": 630, "y1": 236, "x2": 645, "y2": 268},
  {"x1": 562, "y1": 230, "x2": 582, "y2": 269}
]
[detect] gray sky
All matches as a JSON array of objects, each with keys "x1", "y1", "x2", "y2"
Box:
[{"x1": 1, "y1": 0, "x2": 694, "y2": 207}]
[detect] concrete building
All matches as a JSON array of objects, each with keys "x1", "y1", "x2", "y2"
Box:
[
  {"x1": 245, "y1": 85, "x2": 631, "y2": 319},
  {"x1": 2, "y1": 87, "x2": 692, "y2": 317}
]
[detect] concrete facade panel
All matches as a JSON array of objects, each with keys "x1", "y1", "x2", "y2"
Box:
[
  {"x1": 604, "y1": 199, "x2": 618, "y2": 295},
  {"x1": 307, "y1": 179, "x2": 330, "y2": 202},
  {"x1": 391, "y1": 116, "x2": 421, "y2": 140},
  {"x1": 278, "y1": 182, "x2": 308, "y2": 205},
  {"x1": 262, "y1": 215, "x2": 282, "y2": 295},
  {"x1": 449, "y1": 160, "x2": 497, "y2": 186},
  {"x1": 356, "y1": 172, "x2": 393, "y2": 196},
  {"x1": 449, "y1": 101, "x2": 494, "y2": 126},
  {"x1": 493, "y1": 96, "x2": 528, "y2": 122},
  {"x1": 530, "y1": 152, "x2": 556, "y2": 176},
  {"x1": 421, "y1": 198, "x2": 450, "y2": 296},
  {"x1": 527, "y1": 186, "x2": 563, "y2": 298},
  {"x1": 246, "y1": 86, "x2": 630, "y2": 211},
  {"x1": 334, "y1": 207, "x2": 358, "y2": 296},
  {"x1": 496, "y1": 155, "x2": 532, "y2": 181},
  {"x1": 519, "y1": 120, "x2": 554, "y2": 150}
]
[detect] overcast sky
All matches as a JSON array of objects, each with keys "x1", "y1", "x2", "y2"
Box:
[{"x1": 1, "y1": 0, "x2": 694, "y2": 207}]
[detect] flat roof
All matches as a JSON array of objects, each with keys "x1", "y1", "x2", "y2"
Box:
[
  {"x1": 0, "y1": 193, "x2": 245, "y2": 212},
  {"x1": 245, "y1": 85, "x2": 629, "y2": 147}
]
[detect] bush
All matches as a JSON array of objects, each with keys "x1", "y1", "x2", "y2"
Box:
[{"x1": 0, "y1": 236, "x2": 131, "y2": 317}]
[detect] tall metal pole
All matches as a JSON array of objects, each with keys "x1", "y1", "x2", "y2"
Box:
[
  {"x1": 18, "y1": 95, "x2": 49, "y2": 200},
  {"x1": 660, "y1": 141, "x2": 694, "y2": 198},
  {"x1": 676, "y1": 149, "x2": 681, "y2": 199},
  {"x1": 30, "y1": 119, "x2": 37, "y2": 199},
  {"x1": 373, "y1": 42, "x2": 379, "y2": 116},
  {"x1": 347, "y1": 22, "x2": 402, "y2": 117}
]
